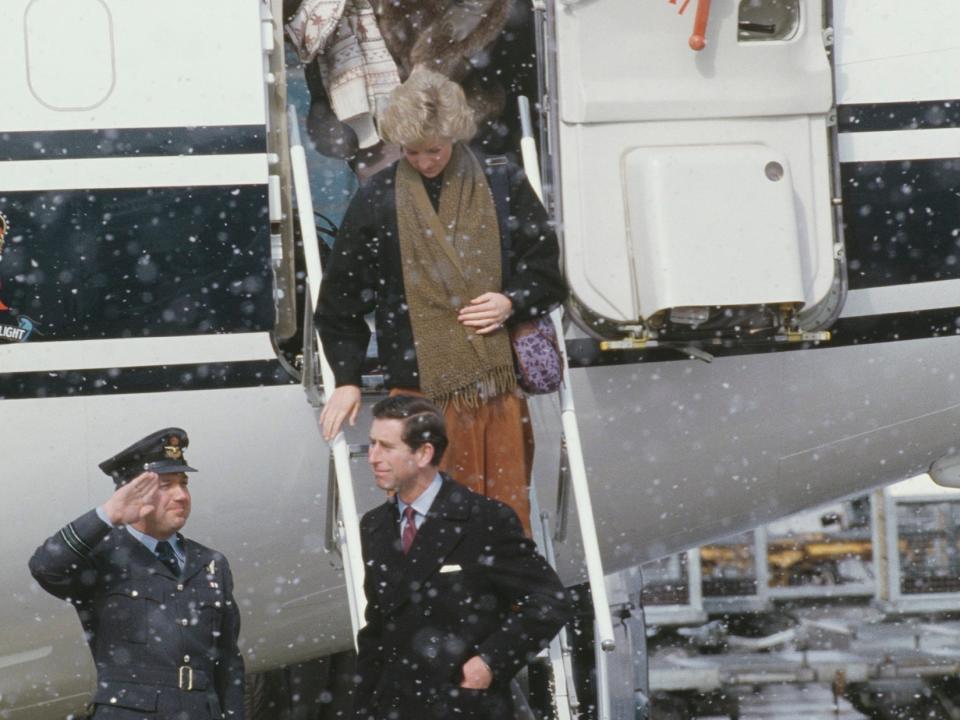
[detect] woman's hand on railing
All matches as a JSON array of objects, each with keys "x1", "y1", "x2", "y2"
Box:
[{"x1": 319, "y1": 384, "x2": 362, "y2": 441}]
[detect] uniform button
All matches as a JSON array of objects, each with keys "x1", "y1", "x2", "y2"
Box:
[
  {"x1": 214, "y1": 601, "x2": 221, "y2": 608},
  {"x1": 109, "y1": 698, "x2": 117, "y2": 704},
  {"x1": 177, "y1": 584, "x2": 184, "y2": 592},
  {"x1": 181, "y1": 618, "x2": 189, "y2": 626},
  {"x1": 183, "y1": 655, "x2": 191, "y2": 663},
  {"x1": 130, "y1": 590, "x2": 139, "y2": 597}
]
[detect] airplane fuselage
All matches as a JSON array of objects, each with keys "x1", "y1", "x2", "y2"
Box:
[{"x1": 3, "y1": 1, "x2": 960, "y2": 718}]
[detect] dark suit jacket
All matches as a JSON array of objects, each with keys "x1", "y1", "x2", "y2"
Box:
[
  {"x1": 354, "y1": 477, "x2": 572, "y2": 720},
  {"x1": 29, "y1": 509, "x2": 244, "y2": 719}
]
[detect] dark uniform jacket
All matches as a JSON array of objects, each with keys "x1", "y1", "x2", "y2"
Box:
[
  {"x1": 29, "y1": 509, "x2": 244, "y2": 719},
  {"x1": 354, "y1": 477, "x2": 572, "y2": 720},
  {"x1": 316, "y1": 153, "x2": 567, "y2": 390}
]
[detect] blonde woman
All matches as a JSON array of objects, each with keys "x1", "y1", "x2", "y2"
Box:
[{"x1": 316, "y1": 68, "x2": 565, "y2": 534}]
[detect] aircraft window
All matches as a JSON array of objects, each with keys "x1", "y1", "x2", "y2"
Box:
[
  {"x1": 0, "y1": 186, "x2": 273, "y2": 342},
  {"x1": 24, "y1": 0, "x2": 116, "y2": 111},
  {"x1": 738, "y1": 0, "x2": 800, "y2": 43}
]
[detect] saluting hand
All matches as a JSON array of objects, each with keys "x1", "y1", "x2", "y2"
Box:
[
  {"x1": 457, "y1": 292, "x2": 512, "y2": 335},
  {"x1": 102, "y1": 471, "x2": 160, "y2": 526},
  {"x1": 460, "y1": 655, "x2": 493, "y2": 689}
]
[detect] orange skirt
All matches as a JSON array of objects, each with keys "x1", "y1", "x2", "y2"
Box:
[{"x1": 389, "y1": 388, "x2": 534, "y2": 536}]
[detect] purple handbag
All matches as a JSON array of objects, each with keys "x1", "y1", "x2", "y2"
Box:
[{"x1": 509, "y1": 315, "x2": 564, "y2": 394}]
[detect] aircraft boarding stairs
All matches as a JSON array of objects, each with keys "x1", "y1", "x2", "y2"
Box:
[{"x1": 287, "y1": 102, "x2": 646, "y2": 718}]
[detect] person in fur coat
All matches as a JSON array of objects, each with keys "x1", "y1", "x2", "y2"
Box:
[
  {"x1": 286, "y1": 0, "x2": 512, "y2": 175},
  {"x1": 373, "y1": 0, "x2": 512, "y2": 125}
]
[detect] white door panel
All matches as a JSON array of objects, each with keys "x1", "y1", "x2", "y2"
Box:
[
  {"x1": 553, "y1": 0, "x2": 836, "y2": 327},
  {"x1": 2, "y1": 0, "x2": 267, "y2": 131}
]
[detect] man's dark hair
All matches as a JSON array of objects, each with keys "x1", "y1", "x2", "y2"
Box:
[{"x1": 372, "y1": 395, "x2": 448, "y2": 466}]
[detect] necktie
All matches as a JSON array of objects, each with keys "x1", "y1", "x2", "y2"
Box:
[
  {"x1": 401, "y1": 506, "x2": 418, "y2": 555},
  {"x1": 156, "y1": 540, "x2": 181, "y2": 577}
]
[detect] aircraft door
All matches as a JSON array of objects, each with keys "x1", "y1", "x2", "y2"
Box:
[{"x1": 547, "y1": 0, "x2": 840, "y2": 342}]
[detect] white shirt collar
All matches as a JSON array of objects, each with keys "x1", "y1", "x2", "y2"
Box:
[{"x1": 397, "y1": 472, "x2": 443, "y2": 519}]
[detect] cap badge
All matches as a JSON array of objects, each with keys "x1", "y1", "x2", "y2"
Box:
[{"x1": 164, "y1": 439, "x2": 183, "y2": 460}]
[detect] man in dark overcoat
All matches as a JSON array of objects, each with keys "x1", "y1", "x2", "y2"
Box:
[
  {"x1": 29, "y1": 428, "x2": 245, "y2": 719},
  {"x1": 353, "y1": 395, "x2": 572, "y2": 720}
]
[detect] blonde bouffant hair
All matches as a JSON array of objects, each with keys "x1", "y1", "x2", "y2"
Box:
[{"x1": 379, "y1": 68, "x2": 477, "y2": 147}]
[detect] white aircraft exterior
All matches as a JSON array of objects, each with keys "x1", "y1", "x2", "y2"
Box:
[{"x1": 2, "y1": 1, "x2": 959, "y2": 717}]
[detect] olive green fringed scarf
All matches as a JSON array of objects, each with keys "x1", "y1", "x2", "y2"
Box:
[{"x1": 396, "y1": 143, "x2": 516, "y2": 409}]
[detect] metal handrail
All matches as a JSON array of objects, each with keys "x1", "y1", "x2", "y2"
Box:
[
  {"x1": 552, "y1": 310, "x2": 615, "y2": 653},
  {"x1": 534, "y1": 505, "x2": 579, "y2": 720},
  {"x1": 518, "y1": 94, "x2": 616, "y2": 652},
  {"x1": 288, "y1": 105, "x2": 367, "y2": 641}
]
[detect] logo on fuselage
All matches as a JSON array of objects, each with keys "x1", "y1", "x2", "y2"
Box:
[{"x1": 0, "y1": 317, "x2": 32, "y2": 343}]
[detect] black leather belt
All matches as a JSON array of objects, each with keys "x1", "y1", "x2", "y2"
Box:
[{"x1": 98, "y1": 666, "x2": 210, "y2": 691}]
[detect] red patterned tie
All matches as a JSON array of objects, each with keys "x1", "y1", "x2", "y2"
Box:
[{"x1": 402, "y1": 506, "x2": 417, "y2": 555}]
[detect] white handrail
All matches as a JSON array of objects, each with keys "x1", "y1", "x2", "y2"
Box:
[
  {"x1": 288, "y1": 105, "x2": 367, "y2": 641},
  {"x1": 517, "y1": 96, "x2": 544, "y2": 201},
  {"x1": 535, "y1": 506, "x2": 579, "y2": 720},
  {"x1": 553, "y1": 319, "x2": 616, "y2": 652},
  {"x1": 517, "y1": 95, "x2": 617, "y2": 653}
]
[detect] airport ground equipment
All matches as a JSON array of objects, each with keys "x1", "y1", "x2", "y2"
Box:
[
  {"x1": 640, "y1": 477, "x2": 960, "y2": 621},
  {"x1": 637, "y1": 477, "x2": 960, "y2": 718},
  {"x1": 873, "y1": 475, "x2": 960, "y2": 615},
  {"x1": 640, "y1": 551, "x2": 709, "y2": 629},
  {"x1": 647, "y1": 611, "x2": 960, "y2": 720}
]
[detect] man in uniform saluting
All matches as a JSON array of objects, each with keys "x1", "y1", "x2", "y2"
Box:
[{"x1": 29, "y1": 428, "x2": 245, "y2": 719}]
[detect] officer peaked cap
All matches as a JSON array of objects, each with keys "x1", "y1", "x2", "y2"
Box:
[{"x1": 99, "y1": 427, "x2": 198, "y2": 485}]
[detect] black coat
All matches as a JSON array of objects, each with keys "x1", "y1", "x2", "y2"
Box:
[
  {"x1": 354, "y1": 477, "x2": 572, "y2": 720},
  {"x1": 316, "y1": 155, "x2": 567, "y2": 390},
  {"x1": 29, "y1": 510, "x2": 244, "y2": 719}
]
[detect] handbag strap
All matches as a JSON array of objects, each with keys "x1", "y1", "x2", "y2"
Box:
[{"x1": 483, "y1": 155, "x2": 512, "y2": 283}]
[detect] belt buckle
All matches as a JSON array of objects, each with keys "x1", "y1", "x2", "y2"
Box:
[{"x1": 178, "y1": 665, "x2": 193, "y2": 691}]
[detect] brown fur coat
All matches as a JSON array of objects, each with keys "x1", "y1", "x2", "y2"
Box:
[{"x1": 372, "y1": 0, "x2": 512, "y2": 123}]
